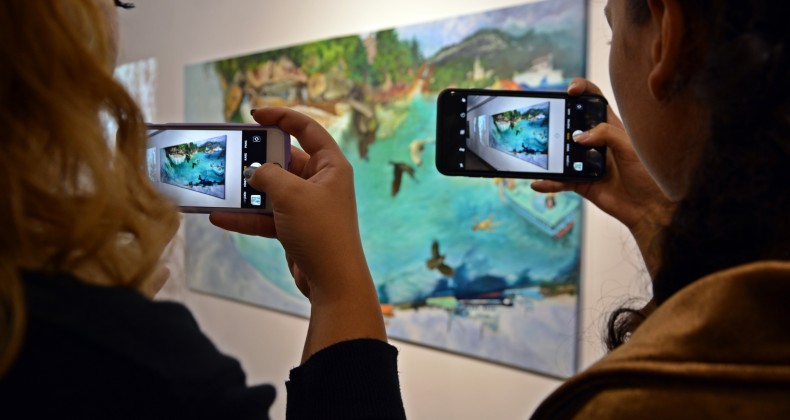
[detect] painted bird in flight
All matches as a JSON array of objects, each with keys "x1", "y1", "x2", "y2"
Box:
[
  {"x1": 388, "y1": 161, "x2": 416, "y2": 197},
  {"x1": 426, "y1": 240, "x2": 454, "y2": 276}
]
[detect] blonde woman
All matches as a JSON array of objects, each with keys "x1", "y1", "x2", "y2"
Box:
[{"x1": 0, "y1": 1, "x2": 403, "y2": 418}]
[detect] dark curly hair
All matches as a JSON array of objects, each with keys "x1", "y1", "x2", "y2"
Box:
[{"x1": 607, "y1": 0, "x2": 790, "y2": 350}]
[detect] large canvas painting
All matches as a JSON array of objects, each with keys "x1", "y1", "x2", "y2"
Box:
[{"x1": 184, "y1": 0, "x2": 587, "y2": 378}]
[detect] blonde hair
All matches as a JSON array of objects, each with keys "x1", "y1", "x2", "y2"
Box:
[{"x1": 0, "y1": 1, "x2": 179, "y2": 376}]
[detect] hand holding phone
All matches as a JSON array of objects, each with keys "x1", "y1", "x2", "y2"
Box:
[
  {"x1": 531, "y1": 78, "x2": 674, "y2": 275},
  {"x1": 146, "y1": 123, "x2": 290, "y2": 213},
  {"x1": 208, "y1": 109, "x2": 366, "y2": 274},
  {"x1": 208, "y1": 107, "x2": 387, "y2": 361},
  {"x1": 435, "y1": 88, "x2": 607, "y2": 181}
]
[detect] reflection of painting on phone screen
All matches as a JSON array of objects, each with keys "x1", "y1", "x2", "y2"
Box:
[
  {"x1": 159, "y1": 135, "x2": 227, "y2": 199},
  {"x1": 489, "y1": 102, "x2": 550, "y2": 169}
]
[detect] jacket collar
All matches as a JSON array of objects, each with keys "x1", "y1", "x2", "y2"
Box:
[
  {"x1": 532, "y1": 261, "x2": 790, "y2": 419},
  {"x1": 602, "y1": 260, "x2": 790, "y2": 368}
]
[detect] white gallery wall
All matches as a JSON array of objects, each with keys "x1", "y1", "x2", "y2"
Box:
[{"x1": 117, "y1": 1, "x2": 650, "y2": 418}]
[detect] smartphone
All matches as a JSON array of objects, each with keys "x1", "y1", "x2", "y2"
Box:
[
  {"x1": 435, "y1": 88, "x2": 607, "y2": 181},
  {"x1": 145, "y1": 123, "x2": 290, "y2": 213}
]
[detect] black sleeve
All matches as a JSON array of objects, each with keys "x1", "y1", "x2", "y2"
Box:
[
  {"x1": 148, "y1": 302, "x2": 278, "y2": 420},
  {"x1": 4, "y1": 272, "x2": 278, "y2": 420},
  {"x1": 285, "y1": 339, "x2": 406, "y2": 420}
]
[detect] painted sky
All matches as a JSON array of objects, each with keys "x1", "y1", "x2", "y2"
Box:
[{"x1": 395, "y1": 0, "x2": 584, "y2": 57}]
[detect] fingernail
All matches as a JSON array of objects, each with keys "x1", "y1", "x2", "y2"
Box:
[
  {"x1": 572, "y1": 130, "x2": 590, "y2": 143},
  {"x1": 250, "y1": 108, "x2": 257, "y2": 116},
  {"x1": 567, "y1": 81, "x2": 578, "y2": 92},
  {"x1": 243, "y1": 167, "x2": 256, "y2": 179}
]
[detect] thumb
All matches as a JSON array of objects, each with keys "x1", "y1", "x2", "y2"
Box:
[
  {"x1": 246, "y1": 163, "x2": 303, "y2": 203},
  {"x1": 573, "y1": 122, "x2": 634, "y2": 159}
]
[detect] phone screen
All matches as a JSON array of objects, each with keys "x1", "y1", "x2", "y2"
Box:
[
  {"x1": 146, "y1": 125, "x2": 287, "y2": 212},
  {"x1": 436, "y1": 89, "x2": 607, "y2": 180}
]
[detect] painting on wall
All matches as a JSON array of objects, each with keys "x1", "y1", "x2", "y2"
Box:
[
  {"x1": 184, "y1": 0, "x2": 587, "y2": 378},
  {"x1": 105, "y1": 58, "x2": 157, "y2": 139}
]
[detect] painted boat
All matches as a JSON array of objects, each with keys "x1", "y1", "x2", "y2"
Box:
[{"x1": 501, "y1": 183, "x2": 579, "y2": 238}]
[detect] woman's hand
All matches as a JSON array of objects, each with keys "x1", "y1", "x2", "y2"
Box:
[
  {"x1": 209, "y1": 107, "x2": 386, "y2": 361},
  {"x1": 531, "y1": 78, "x2": 674, "y2": 275},
  {"x1": 209, "y1": 107, "x2": 363, "y2": 301}
]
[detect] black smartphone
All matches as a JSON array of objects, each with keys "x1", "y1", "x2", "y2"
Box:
[
  {"x1": 145, "y1": 123, "x2": 290, "y2": 213},
  {"x1": 435, "y1": 88, "x2": 607, "y2": 181}
]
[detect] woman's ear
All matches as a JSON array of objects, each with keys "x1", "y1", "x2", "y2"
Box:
[{"x1": 646, "y1": 0, "x2": 685, "y2": 101}]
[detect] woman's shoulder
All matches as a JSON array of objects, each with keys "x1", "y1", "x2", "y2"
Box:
[
  {"x1": 532, "y1": 260, "x2": 790, "y2": 419},
  {"x1": 5, "y1": 271, "x2": 275, "y2": 417},
  {"x1": 22, "y1": 270, "x2": 198, "y2": 330}
]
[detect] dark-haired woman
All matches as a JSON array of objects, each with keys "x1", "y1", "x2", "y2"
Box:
[{"x1": 530, "y1": 0, "x2": 790, "y2": 416}]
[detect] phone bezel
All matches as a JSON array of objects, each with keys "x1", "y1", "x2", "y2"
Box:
[
  {"x1": 146, "y1": 123, "x2": 290, "y2": 213},
  {"x1": 435, "y1": 88, "x2": 607, "y2": 182}
]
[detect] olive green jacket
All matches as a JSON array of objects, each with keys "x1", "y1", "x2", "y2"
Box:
[{"x1": 533, "y1": 260, "x2": 790, "y2": 419}]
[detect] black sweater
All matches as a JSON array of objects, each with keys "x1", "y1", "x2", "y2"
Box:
[{"x1": 0, "y1": 272, "x2": 405, "y2": 419}]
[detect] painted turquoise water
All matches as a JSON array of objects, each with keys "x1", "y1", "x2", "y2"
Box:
[
  {"x1": 356, "y1": 94, "x2": 580, "y2": 302},
  {"x1": 231, "y1": 93, "x2": 582, "y2": 305}
]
